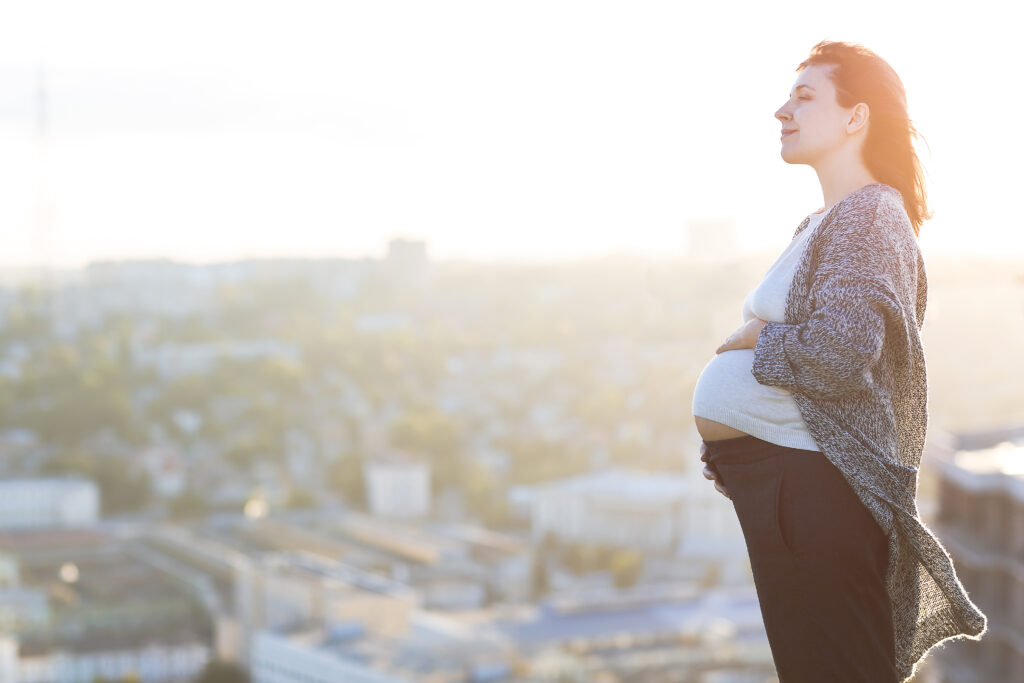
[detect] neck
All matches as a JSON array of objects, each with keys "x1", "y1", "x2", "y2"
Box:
[{"x1": 812, "y1": 145, "x2": 880, "y2": 213}]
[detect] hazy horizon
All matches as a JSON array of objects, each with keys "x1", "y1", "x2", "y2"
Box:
[{"x1": 2, "y1": 1, "x2": 1021, "y2": 269}]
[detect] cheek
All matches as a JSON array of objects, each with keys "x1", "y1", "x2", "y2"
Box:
[
  {"x1": 793, "y1": 108, "x2": 815, "y2": 129},
  {"x1": 792, "y1": 116, "x2": 825, "y2": 145},
  {"x1": 798, "y1": 110, "x2": 845, "y2": 145}
]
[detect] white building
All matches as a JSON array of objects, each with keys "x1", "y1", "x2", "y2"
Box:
[
  {"x1": 249, "y1": 610, "x2": 511, "y2": 683},
  {"x1": 0, "y1": 552, "x2": 19, "y2": 587},
  {"x1": 250, "y1": 627, "x2": 409, "y2": 683},
  {"x1": 0, "y1": 587, "x2": 49, "y2": 633},
  {"x1": 228, "y1": 549, "x2": 420, "y2": 662},
  {"x1": 137, "y1": 446, "x2": 186, "y2": 498},
  {"x1": 530, "y1": 464, "x2": 744, "y2": 561},
  {"x1": 4, "y1": 636, "x2": 210, "y2": 683},
  {"x1": 0, "y1": 477, "x2": 99, "y2": 529},
  {"x1": 363, "y1": 454, "x2": 430, "y2": 519}
]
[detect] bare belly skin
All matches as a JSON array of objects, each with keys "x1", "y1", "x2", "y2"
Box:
[{"x1": 694, "y1": 416, "x2": 750, "y2": 441}]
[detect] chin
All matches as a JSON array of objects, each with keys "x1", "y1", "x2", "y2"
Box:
[{"x1": 779, "y1": 148, "x2": 804, "y2": 164}]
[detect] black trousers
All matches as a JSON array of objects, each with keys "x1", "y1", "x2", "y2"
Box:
[{"x1": 703, "y1": 434, "x2": 897, "y2": 683}]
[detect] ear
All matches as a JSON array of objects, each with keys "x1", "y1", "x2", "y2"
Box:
[{"x1": 847, "y1": 102, "x2": 870, "y2": 135}]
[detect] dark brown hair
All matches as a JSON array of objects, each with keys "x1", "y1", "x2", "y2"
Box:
[{"x1": 798, "y1": 40, "x2": 932, "y2": 236}]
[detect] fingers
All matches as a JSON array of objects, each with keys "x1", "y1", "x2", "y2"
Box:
[
  {"x1": 716, "y1": 334, "x2": 738, "y2": 354},
  {"x1": 700, "y1": 443, "x2": 730, "y2": 499},
  {"x1": 702, "y1": 463, "x2": 731, "y2": 500}
]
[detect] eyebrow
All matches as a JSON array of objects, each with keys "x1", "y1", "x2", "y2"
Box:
[{"x1": 790, "y1": 85, "x2": 815, "y2": 96}]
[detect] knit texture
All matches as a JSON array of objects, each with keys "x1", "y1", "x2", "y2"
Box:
[{"x1": 750, "y1": 182, "x2": 987, "y2": 682}]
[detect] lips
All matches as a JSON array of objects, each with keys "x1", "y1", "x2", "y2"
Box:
[{"x1": 781, "y1": 129, "x2": 797, "y2": 140}]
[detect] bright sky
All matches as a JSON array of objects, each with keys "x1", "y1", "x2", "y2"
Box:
[{"x1": 0, "y1": 0, "x2": 1020, "y2": 268}]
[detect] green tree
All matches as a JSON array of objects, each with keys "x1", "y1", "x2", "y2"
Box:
[
  {"x1": 459, "y1": 460, "x2": 511, "y2": 529},
  {"x1": 284, "y1": 487, "x2": 317, "y2": 509},
  {"x1": 168, "y1": 490, "x2": 210, "y2": 520},
  {"x1": 326, "y1": 452, "x2": 366, "y2": 508},
  {"x1": 501, "y1": 435, "x2": 588, "y2": 486},
  {"x1": 389, "y1": 408, "x2": 462, "y2": 492},
  {"x1": 540, "y1": 530, "x2": 559, "y2": 556},
  {"x1": 610, "y1": 549, "x2": 645, "y2": 589},
  {"x1": 530, "y1": 556, "x2": 549, "y2": 599},
  {"x1": 564, "y1": 542, "x2": 601, "y2": 575},
  {"x1": 699, "y1": 562, "x2": 722, "y2": 589},
  {"x1": 15, "y1": 340, "x2": 140, "y2": 447},
  {"x1": 193, "y1": 660, "x2": 249, "y2": 683},
  {"x1": 42, "y1": 452, "x2": 152, "y2": 516}
]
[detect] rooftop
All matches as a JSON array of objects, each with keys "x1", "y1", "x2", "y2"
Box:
[
  {"x1": 534, "y1": 467, "x2": 689, "y2": 502},
  {"x1": 930, "y1": 425, "x2": 1024, "y2": 499}
]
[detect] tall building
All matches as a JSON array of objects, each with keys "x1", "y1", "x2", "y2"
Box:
[
  {"x1": 384, "y1": 238, "x2": 430, "y2": 288},
  {"x1": 529, "y1": 466, "x2": 745, "y2": 568},
  {"x1": 925, "y1": 425, "x2": 1024, "y2": 682}
]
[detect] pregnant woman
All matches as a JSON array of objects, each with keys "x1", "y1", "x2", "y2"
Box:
[{"x1": 690, "y1": 41, "x2": 987, "y2": 682}]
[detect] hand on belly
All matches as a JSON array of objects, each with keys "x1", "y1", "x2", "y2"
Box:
[{"x1": 694, "y1": 416, "x2": 750, "y2": 441}]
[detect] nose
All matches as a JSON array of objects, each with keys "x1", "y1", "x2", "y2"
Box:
[{"x1": 775, "y1": 106, "x2": 790, "y2": 122}]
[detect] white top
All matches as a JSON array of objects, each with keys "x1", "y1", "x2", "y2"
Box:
[{"x1": 690, "y1": 210, "x2": 829, "y2": 450}]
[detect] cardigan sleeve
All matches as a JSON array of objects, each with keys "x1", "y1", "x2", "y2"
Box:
[{"x1": 750, "y1": 198, "x2": 906, "y2": 401}]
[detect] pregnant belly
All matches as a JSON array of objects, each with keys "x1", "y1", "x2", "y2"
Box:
[
  {"x1": 691, "y1": 348, "x2": 773, "y2": 442},
  {"x1": 694, "y1": 416, "x2": 750, "y2": 441}
]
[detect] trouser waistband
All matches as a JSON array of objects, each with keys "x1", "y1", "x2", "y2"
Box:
[{"x1": 702, "y1": 434, "x2": 771, "y2": 459}]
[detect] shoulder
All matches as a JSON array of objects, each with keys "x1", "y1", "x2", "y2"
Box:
[
  {"x1": 812, "y1": 184, "x2": 923, "y2": 288},
  {"x1": 826, "y1": 183, "x2": 915, "y2": 249}
]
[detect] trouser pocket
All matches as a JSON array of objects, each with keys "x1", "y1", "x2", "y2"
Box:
[
  {"x1": 774, "y1": 451, "x2": 887, "y2": 576},
  {"x1": 774, "y1": 467, "x2": 796, "y2": 556}
]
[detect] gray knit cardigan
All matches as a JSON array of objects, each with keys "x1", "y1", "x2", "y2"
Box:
[{"x1": 750, "y1": 182, "x2": 987, "y2": 681}]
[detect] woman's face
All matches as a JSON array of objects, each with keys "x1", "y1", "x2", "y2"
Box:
[{"x1": 775, "y1": 63, "x2": 864, "y2": 166}]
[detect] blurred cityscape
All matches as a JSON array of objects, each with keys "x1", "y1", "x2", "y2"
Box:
[{"x1": 0, "y1": 237, "x2": 1021, "y2": 682}]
